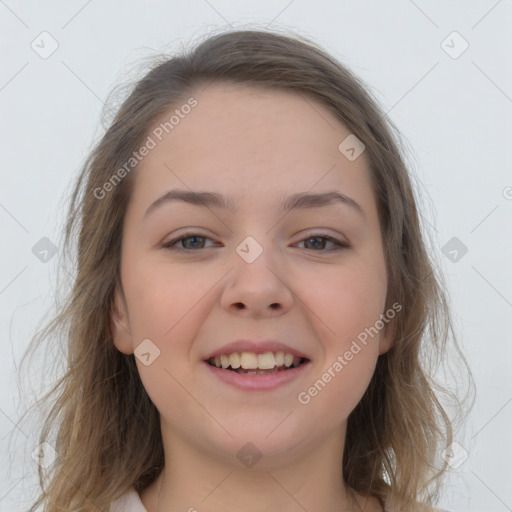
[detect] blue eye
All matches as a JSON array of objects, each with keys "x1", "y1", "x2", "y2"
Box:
[
  {"x1": 296, "y1": 235, "x2": 348, "y2": 251},
  {"x1": 162, "y1": 232, "x2": 349, "y2": 252},
  {"x1": 162, "y1": 233, "x2": 215, "y2": 251}
]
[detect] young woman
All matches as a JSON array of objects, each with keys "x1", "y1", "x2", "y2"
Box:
[{"x1": 24, "y1": 28, "x2": 472, "y2": 512}]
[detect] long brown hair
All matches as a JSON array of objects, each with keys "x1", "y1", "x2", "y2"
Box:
[{"x1": 20, "y1": 27, "x2": 473, "y2": 511}]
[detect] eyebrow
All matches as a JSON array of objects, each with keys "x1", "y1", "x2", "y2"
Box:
[{"x1": 143, "y1": 189, "x2": 366, "y2": 220}]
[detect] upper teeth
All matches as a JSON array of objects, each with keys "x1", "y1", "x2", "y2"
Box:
[{"x1": 211, "y1": 351, "x2": 302, "y2": 370}]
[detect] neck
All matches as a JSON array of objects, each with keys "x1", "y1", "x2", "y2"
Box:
[{"x1": 139, "y1": 421, "x2": 371, "y2": 512}]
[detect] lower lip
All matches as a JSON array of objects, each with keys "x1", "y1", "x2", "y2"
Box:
[{"x1": 203, "y1": 361, "x2": 311, "y2": 390}]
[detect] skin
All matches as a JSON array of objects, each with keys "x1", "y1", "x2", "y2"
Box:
[{"x1": 111, "y1": 82, "x2": 394, "y2": 512}]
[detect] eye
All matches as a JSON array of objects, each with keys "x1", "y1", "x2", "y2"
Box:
[
  {"x1": 295, "y1": 234, "x2": 349, "y2": 252},
  {"x1": 162, "y1": 232, "x2": 349, "y2": 253},
  {"x1": 162, "y1": 232, "x2": 217, "y2": 252}
]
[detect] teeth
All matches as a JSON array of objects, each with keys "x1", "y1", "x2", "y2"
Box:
[
  {"x1": 229, "y1": 352, "x2": 241, "y2": 369},
  {"x1": 258, "y1": 352, "x2": 276, "y2": 369},
  {"x1": 208, "y1": 351, "x2": 305, "y2": 371},
  {"x1": 240, "y1": 352, "x2": 258, "y2": 369}
]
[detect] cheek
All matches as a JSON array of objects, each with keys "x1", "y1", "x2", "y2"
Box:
[
  {"x1": 126, "y1": 265, "x2": 201, "y2": 412},
  {"x1": 298, "y1": 318, "x2": 379, "y2": 421},
  {"x1": 301, "y1": 261, "x2": 387, "y2": 342},
  {"x1": 295, "y1": 262, "x2": 384, "y2": 412},
  {"x1": 122, "y1": 259, "x2": 213, "y2": 403},
  {"x1": 297, "y1": 348, "x2": 376, "y2": 427},
  {"x1": 123, "y1": 258, "x2": 208, "y2": 341}
]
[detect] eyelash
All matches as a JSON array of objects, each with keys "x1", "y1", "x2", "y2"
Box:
[{"x1": 162, "y1": 231, "x2": 349, "y2": 253}]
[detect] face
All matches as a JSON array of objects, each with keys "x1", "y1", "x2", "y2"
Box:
[{"x1": 111, "y1": 82, "x2": 394, "y2": 468}]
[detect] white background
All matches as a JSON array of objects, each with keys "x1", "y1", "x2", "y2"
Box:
[{"x1": 1, "y1": 1, "x2": 511, "y2": 510}]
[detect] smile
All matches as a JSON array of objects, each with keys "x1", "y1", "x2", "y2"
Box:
[
  {"x1": 207, "y1": 351, "x2": 308, "y2": 375},
  {"x1": 204, "y1": 351, "x2": 311, "y2": 391}
]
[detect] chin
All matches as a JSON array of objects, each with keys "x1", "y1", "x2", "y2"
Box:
[{"x1": 195, "y1": 416, "x2": 318, "y2": 470}]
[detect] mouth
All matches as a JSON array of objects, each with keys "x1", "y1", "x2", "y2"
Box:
[{"x1": 205, "y1": 351, "x2": 310, "y2": 375}]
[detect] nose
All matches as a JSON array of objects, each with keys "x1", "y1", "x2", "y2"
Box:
[{"x1": 220, "y1": 237, "x2": 294, "y2": 318}]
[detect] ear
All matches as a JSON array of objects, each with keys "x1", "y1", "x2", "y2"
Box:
[
  {"x1": 110, "y1": 287, "x2": 134, "y2": 355},
  {"x1": 378, "y1": 314, "x2": 396, "y2": 356}
]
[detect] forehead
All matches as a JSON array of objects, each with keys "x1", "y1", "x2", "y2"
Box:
[
  {"x1": 163, "y1": 82, "x2": 348, "y2": 160},
  {"x1": 128, "y1": 82, "x2": 375, "y2": 219}
]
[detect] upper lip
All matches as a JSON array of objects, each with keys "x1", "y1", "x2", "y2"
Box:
[{"x1": 203, "y1": 340, "x2": 311, "y2": 360}]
